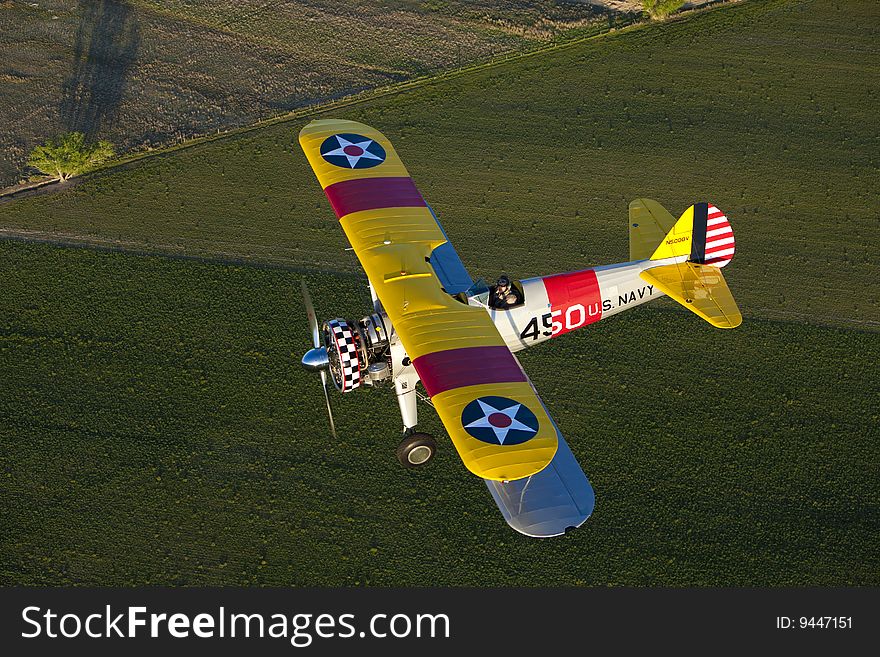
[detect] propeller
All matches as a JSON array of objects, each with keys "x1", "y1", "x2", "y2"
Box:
[
  {"x1": 301, "y1": 279, "x2": 320, "y2": 349},
  {"x1": 300, "y1": 280, "x2": 337, "y2": 439}
]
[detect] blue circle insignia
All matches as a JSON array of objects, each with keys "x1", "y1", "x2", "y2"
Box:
[
  {"x1": 320, "y1": 133, "x2": 386, "y2": 169},
  {"x1": 460, "y1": 396, "x2": 539, "y2": 446}
]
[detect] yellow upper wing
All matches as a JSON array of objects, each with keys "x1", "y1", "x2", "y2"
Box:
[{"x1": 299, "y1": 119, "x2": 557, "y2": 480}]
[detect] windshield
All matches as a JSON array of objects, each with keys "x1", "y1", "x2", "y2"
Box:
[{"x1": 466, "y1": 277, "x2": 491, "y2": 308}]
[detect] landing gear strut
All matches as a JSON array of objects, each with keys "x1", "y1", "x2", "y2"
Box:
[{"x1": 396, "y1": 432, "x2": 437, "y2": 468}]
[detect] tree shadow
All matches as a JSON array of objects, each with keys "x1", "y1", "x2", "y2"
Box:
[{"x1": 60, "y1": 0, "x2": 140, "y2": 138}]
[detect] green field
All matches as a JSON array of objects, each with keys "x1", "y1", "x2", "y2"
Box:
[
  {"x1": 1, "y1": 0, "x2": 878, "y2": 585},
  {"x1": 2, "y1": 242, "x2": 877, "y2": 585},
  {"x1": 3, "y1": 0, "x2": 877, "y2": 328},
  {"x1": 0, "y1": 0, "x2": 618, "y2": 186}
]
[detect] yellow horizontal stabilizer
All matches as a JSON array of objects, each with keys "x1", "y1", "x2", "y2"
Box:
[
  {"x1": 640, "y1": 262, "x2": 742, "y2": 328},
  {"x1": 629, "y1": 198, "x2": 677, "y2": 261}
]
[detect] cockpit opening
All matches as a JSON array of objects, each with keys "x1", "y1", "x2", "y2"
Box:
[{"x1": 489, "y1": 275, "x2": 525, "y2": 310}]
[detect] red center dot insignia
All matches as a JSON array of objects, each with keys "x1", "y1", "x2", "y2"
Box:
[
  {"x1": 488, "y1": 413, "x2": 512, "y2": 428},
  {"x1": 343, "y1": 145, "x2": 364, "y2": 156}
]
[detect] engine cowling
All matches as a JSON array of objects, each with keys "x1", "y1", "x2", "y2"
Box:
[
  {"x1": 322, "y1": 313, "x2": 392, "y2": 392},
  {"x1": 324, "y1": 319, "x2": 362, "y2": 392}
]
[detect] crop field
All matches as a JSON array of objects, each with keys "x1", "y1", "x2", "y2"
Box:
[
  {"x1": 0, "y1": 0, "x2": 619, "y2": 187},
  {"x1": 1, "y1": 0, "x2": 878, "y2": 585},
  {"x1": 3, "y1": 0, "x2": 877, "y2": 328},
  {"x1": 1, "y1": 241, "x2": 877, "y2": 586}
]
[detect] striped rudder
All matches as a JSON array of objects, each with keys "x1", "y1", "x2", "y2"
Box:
[
  {"x1": 649, "y1": 202, "x2": 735, "y2": 268},
  {"x1": 690, "y1": 203, "x2": 735, "y2": 268}
]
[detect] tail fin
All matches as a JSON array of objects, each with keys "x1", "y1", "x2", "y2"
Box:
[
  {"x1": 641, "y1": 203, "x2": 741, "y2": 329},
  {"x1": 649, "y1": 203, "x2": 736, "y2": 267}
]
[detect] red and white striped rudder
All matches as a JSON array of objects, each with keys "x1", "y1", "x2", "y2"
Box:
[{"x1": 701, "y1": 204, "x2": 735, "y2": 267}]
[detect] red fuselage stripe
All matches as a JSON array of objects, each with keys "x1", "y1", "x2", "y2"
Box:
[
  {"x1": 541, "y1": 268, "x2": 603, "y2": 336},
  {"x1": 413, "y1": 345, "x2": 527, "y2": 398},
  {"x1": 323, "y1": 176, "x2": 426, "y2": 218}
]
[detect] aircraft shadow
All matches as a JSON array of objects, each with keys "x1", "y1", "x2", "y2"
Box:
[{"x1": 60, "y1": 0, "x2": 140, "y2": 138}]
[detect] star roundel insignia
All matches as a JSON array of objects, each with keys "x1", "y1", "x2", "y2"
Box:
[
  {"x1": 460, "y1": 396, "x2": 539, "y2": 446},
  {"x1": 320, "y1": 133, "x2": 386, "y2": 169}
]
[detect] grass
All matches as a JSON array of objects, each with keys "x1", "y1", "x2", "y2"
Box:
[
  {"x1": 2, "y1": 0, "x2": 877, "y2": 328},
  {"x1": 0, "y1": 0, "x2": 878, "y2": 585},
  {"x1": 0, "y1": 0, "x2": 620, "y2": 186},
  {"x1": 1, "y1": 241, "x2": 876, "y2": 586}
]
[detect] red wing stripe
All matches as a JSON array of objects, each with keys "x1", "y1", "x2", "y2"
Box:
[
  {"x1": 413, "y1": 345, "x2": 527, "y2": 398},
  {"x1": 324, "y1": 177, "x2": 426, "y2": 219},
  {"x1": 708, "y1": 210, "x2": 725, "y2": 219}
]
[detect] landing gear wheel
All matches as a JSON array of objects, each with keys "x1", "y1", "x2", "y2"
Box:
[{"x1": 396, "y1": 433, "x2": 437, "y2": 469}]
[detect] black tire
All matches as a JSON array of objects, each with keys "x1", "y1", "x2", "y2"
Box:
[{"x1": 396, "y1": 433, "x2": 437, "y2": 469}]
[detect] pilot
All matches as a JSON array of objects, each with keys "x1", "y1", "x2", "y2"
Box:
[{"x1": 493, "y1": 275, "x2": 521, "y2": 309}]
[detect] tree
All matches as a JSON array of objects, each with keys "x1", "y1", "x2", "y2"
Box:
[
  {"x1": 643, "y1": 0, "x2": 686, "y2": 20},
  {"x1": 28, "y1": 132, "x2": 115, "y2": 181}
]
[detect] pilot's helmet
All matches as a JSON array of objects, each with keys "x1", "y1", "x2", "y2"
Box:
[{"x1": 497, "y1": 275, "x2": 511, "y2": 289}]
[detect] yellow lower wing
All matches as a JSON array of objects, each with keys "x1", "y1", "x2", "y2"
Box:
[
  {"x1": 640, "y1": 262, "x2": 742, "y2": 328},
  {"x1": 299, "y1": 119, "x2": 557, "y2": 481}
]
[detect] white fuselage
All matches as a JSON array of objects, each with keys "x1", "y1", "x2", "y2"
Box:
[
  {"x1": 476, "y1": 258, "x2": 670, "y2": 352},
  {"x1": 375, "y1": 256, "x2": 679, "y2": 431}
]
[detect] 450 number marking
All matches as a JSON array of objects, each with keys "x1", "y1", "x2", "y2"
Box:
[{"x1": 520, "y1": 304, "x2": 591, "y2": 341}]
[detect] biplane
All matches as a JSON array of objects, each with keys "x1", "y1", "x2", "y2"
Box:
[{"x1": 298, "y1": 119, "x2": 741, "y2": 537}]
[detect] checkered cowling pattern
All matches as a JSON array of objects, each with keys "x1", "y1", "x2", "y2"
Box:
[{"x1": 327, "y1": 319, "x2": 362, "y2": 392}]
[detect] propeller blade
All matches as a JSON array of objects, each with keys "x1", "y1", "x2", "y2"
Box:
[
  {"x1": 300, "y1": 280, "x2": 320, "y2": 349},
  {"x1": 320, "y1": 370, "x2": 337, "y2": 439}
]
